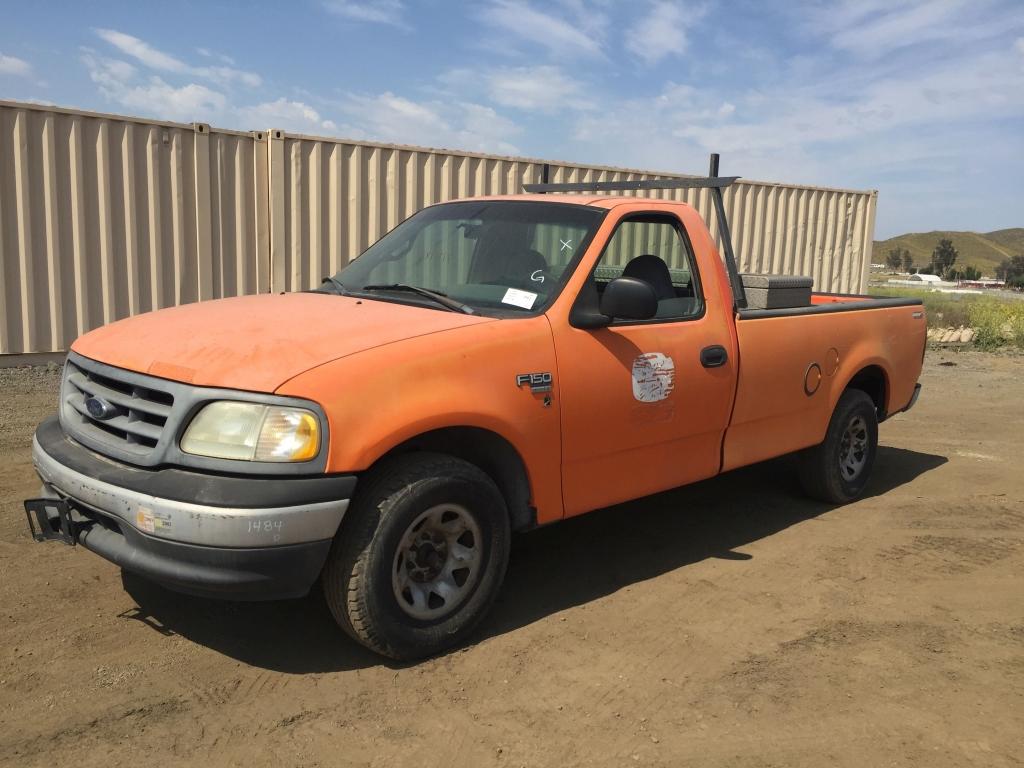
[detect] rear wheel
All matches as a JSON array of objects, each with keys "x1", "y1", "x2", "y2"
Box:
[
  {"x1": 798, "y1": 389, "x2": 879, "y2": 504},
  {"x1": 322, "y1": 452, "x2": 510, "y2": 660}
]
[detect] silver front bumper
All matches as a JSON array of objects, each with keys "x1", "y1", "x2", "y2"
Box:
[{"x1": 32, "y1": 435, "x2": 349, "y2": 548}]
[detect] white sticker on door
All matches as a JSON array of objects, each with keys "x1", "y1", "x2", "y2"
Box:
[
  {"x1": 501, "y1": 288, "x2": 538, "y2": 309},
  {"x1": 632, "y1": 352, "x2": 675, "y2": 402}
]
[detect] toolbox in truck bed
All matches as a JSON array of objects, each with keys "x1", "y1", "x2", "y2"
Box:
[{"x1": 740, "y1": 273, "x2": 813, "y2": 309}]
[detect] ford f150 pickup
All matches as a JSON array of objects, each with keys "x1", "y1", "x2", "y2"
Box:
[{"x1": 25, "y1": 156, "x2": 925, "y2": 660}]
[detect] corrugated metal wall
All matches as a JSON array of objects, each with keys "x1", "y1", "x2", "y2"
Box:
[
  {"x1": 1, "y1": 100, "x2": 876, "y2": 355},
  {"x1": 267, "y1": 132, "x2": 876, "y2": 298},
  {"x1": 0, "y1": 102, "x2": 268, "y2": 354},
  {"x1": 267, "y1": 132, "x2": 545, "y2": 293}
]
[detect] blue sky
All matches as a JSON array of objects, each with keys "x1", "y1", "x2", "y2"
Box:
[{"x1": 1, "y1": 0, "x2": 1022, "y2": 238}]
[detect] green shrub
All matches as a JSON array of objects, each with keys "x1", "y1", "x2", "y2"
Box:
[
  {"x1": 969, "y1": 299, "x2": 1024, "y2": 350},
  {"x1": 868, "y1": 286, "x2": 1024, "y2": 350}
]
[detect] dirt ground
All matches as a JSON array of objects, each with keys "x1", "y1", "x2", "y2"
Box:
[{"x1": 1, "y1": 351, "x2": 1022, "y2": 768}]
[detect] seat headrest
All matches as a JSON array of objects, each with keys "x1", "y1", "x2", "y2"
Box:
[{"x1": 623, "y1": 254, "x2": 675, "y2": 301}]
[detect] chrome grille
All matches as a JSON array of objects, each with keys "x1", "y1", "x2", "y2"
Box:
[
  {"x1": 57, "y1": 351, "x2": 331, "y2": 475},
  {"x1": 62, "y1": 357, "x2": 175, "y2": 460}
]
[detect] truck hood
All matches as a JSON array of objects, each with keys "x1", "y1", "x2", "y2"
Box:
[{"x1": 71, "y1": 293, "x2": 495, "y2": 392}]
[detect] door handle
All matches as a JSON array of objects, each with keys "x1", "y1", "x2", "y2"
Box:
[{"x1": 700, "y1": 345, "x2": 728, "y2": 368}]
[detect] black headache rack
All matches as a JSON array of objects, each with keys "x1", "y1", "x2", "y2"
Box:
[{"x1": 523, "y1": 153, "x2": 748, "y2": 310}]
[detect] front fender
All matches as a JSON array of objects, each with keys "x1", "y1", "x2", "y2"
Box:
[{"x1": 276, "y1": 316, "x2": 565, "y2": 524}]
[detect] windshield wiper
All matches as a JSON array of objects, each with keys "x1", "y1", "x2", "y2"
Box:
[
  {"x1": 320, "y1": 276, "x2": 349, "y2": 295},
  {"x1": 360, "y1": 284, "x2": 475, "y2": 315}
]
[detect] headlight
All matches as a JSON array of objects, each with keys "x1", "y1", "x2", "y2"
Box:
[{"x1": 181, "y1": 402, "x2": 321, "y2": 462}]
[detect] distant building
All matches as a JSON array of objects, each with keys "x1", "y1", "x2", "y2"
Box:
[
  {"x1": 887, "y1": 274, "x2": 950, "y2": 288},
  {"x1": 959, "y1": 279, "x2": 1005, "y2": 289}
]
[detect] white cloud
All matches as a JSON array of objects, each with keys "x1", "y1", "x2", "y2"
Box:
[
  {"x1": 554, "y1": 0, "x2": 612, "y2": 39},
  {"x1": 62, "y1": 3, "x2": 1020, "y2": 241},
  {"x1": 82, "y1": 46, "x2": 342, "y2": 132},
  {"x1": 95, "y1": 28, "x2": 183, "y2": 71},
  {"x1": 489, "y1": 65, "x2": 590, "y2": 111},
  {"x1": 350, "y1": 92, "x2": 445, "y2": 133},
  {"x1": 625, "y1": 1, "x2": 702, "y2": 64},
  {"x1": 803, "y1": 0, "x2": 1024, "y2": 60},
  {"x1": 95, "y1": 28, "x2": 261, "y2": 87},
  {"x1": 323, "y1": 0, "x2": 407, "y2": 27},
  {"x1": 479, "y1": 0, "x2": 605, "y2": 58},
  {"x1": 81, "y1": 53, "x2": 136, "y2": 89},
  {"x1": 115, "y1": 78, "x2": 226, "y2": 122},
  {"x1": 0, "y1": 52, "x2": 32, "y2": 76},
  {"x1": 458, "y1": 103, "x2": 521, "y2": 152},
  {"x1": 83, "y1": 50, "x2": 225, "y2": 121},
  {"x1": 571, "y1": 33, "x2": 1024, "y2": 233},
  {"x1": 238, "y1": 98, "x2": 338, "y2": 133},
  {"x1": 585, "y1": 12, "x2": 1024, "y2": 159},
  {"x1": 339, "y1": 91, "x2": 521, "y2": 154},
  {"x1": 197, "y1": 47, "x2": 237, "y2": 66},
  {"x1": 442, "y1": 65, "x2": 591, "y2": 113}
]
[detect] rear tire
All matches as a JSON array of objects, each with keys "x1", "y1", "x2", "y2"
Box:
[
  {"x1": 322, "y1": 452, "x2": 510, "y2": 660},
  {"x1": 798, "y1": 389, "x2": 879, "y2": 504}
]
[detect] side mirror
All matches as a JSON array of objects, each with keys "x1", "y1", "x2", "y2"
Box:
[{"x1": 599, "y1": 277, "x2": 658, "y2": 321}]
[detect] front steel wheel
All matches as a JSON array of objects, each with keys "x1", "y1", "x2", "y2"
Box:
[
  {"x1": 323, "y1": 452, "x2": 510, "y2": 660},
  {"x1": 392, "y1": 503, "x2": 482, "y2": 620}
]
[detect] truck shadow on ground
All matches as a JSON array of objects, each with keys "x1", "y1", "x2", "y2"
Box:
[{"x1": 120, "y1": 445, "x2": 946, "y2": 673}]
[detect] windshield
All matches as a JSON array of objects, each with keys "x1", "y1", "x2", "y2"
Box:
[{"x1": 332, "y1": 201, "x2": 606, "y2": 315}]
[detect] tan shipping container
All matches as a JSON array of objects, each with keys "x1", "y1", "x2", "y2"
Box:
[{"x1": 1, "y1": 100, "x2": 876, "y2": 355}]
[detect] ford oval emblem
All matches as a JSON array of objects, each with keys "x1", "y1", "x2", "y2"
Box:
[{"x1": 84, "y1": 396, "x2": 118, "y2": 421}]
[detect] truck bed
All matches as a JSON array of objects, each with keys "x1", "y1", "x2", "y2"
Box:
[
  {"x1": 723, "y1": 294, "x2": 926, "y2": 471},
  {"x1": 738, "y1": 291, "x2": 923, "y2": 317}
]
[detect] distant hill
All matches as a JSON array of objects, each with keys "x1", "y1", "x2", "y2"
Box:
[{"x1": 873, "y1": 228, "x2": 1024, "y2": 276}]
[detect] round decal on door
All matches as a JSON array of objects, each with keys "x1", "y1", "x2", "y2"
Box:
[{"x1": 632, "y1": 353, "x2": 675, "y2": 403}]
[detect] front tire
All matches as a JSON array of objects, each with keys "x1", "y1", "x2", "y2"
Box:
[
  {"x1": 798, "y1": 389, "x2": 879, "y2": 504},
  {"x1": 323, "y1": 452, "x2": 511, "y2": 660}
]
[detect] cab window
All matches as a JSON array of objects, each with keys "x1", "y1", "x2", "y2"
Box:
[
  {"x1": 336, "y1": 201, "x2": 605, "y2": 315},
  {"x1": 590, "y1": 214, "x2": 703, "y2": 321}
]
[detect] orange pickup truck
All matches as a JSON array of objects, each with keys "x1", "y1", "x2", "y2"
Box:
[{"x1": 25, "y1": 157, "x2": 925, "y2": 659}]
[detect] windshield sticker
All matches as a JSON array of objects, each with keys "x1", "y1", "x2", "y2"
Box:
[
  {"x1": 502, "y1": 288, "x2": 538, "y2": 310},
  {"x1": 632, "y1": 353, "x2": 675, "y2": 403}
]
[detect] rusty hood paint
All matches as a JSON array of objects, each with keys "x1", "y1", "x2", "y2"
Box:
[{"x1": 71, "y1": 293, "x2": 495, "y2": 392}]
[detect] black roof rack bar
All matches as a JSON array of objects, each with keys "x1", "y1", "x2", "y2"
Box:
[
  {"x1": 708, "y1": 154, "x2": 747, "y2": 310},
  {"x1": 523, "y1": 153, "x2": 747, "y2": 311},
  {"x1": 523, "y1": 176, "x2": 739, "y2": 194}
]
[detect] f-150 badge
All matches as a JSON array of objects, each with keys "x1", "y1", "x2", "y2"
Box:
[
  {"x1": 516, "y1": 372, "x2": 553, "y2": 392},
  {"x1": 632, "y1": 353, "x2": 675, "y2": 402}
]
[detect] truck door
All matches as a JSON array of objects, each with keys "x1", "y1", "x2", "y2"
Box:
[{"x1": 551, "y1": 212, "x2": 737, "y2": 517}]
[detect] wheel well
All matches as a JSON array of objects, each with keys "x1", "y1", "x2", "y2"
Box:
[
  {"x1": 381, "y1": 427, "x2": 535, "y2": 531},
  {"x1": 845, "y1": 365, "x2": 888, "y2": 419}
]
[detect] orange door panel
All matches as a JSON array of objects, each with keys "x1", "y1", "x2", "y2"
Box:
[
  {"x1": 554, "y1": 317, "x2": 736, "y2": 516},
  {"x1": 547, "y1": 205, "x2": 738, "y2": 517}
]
